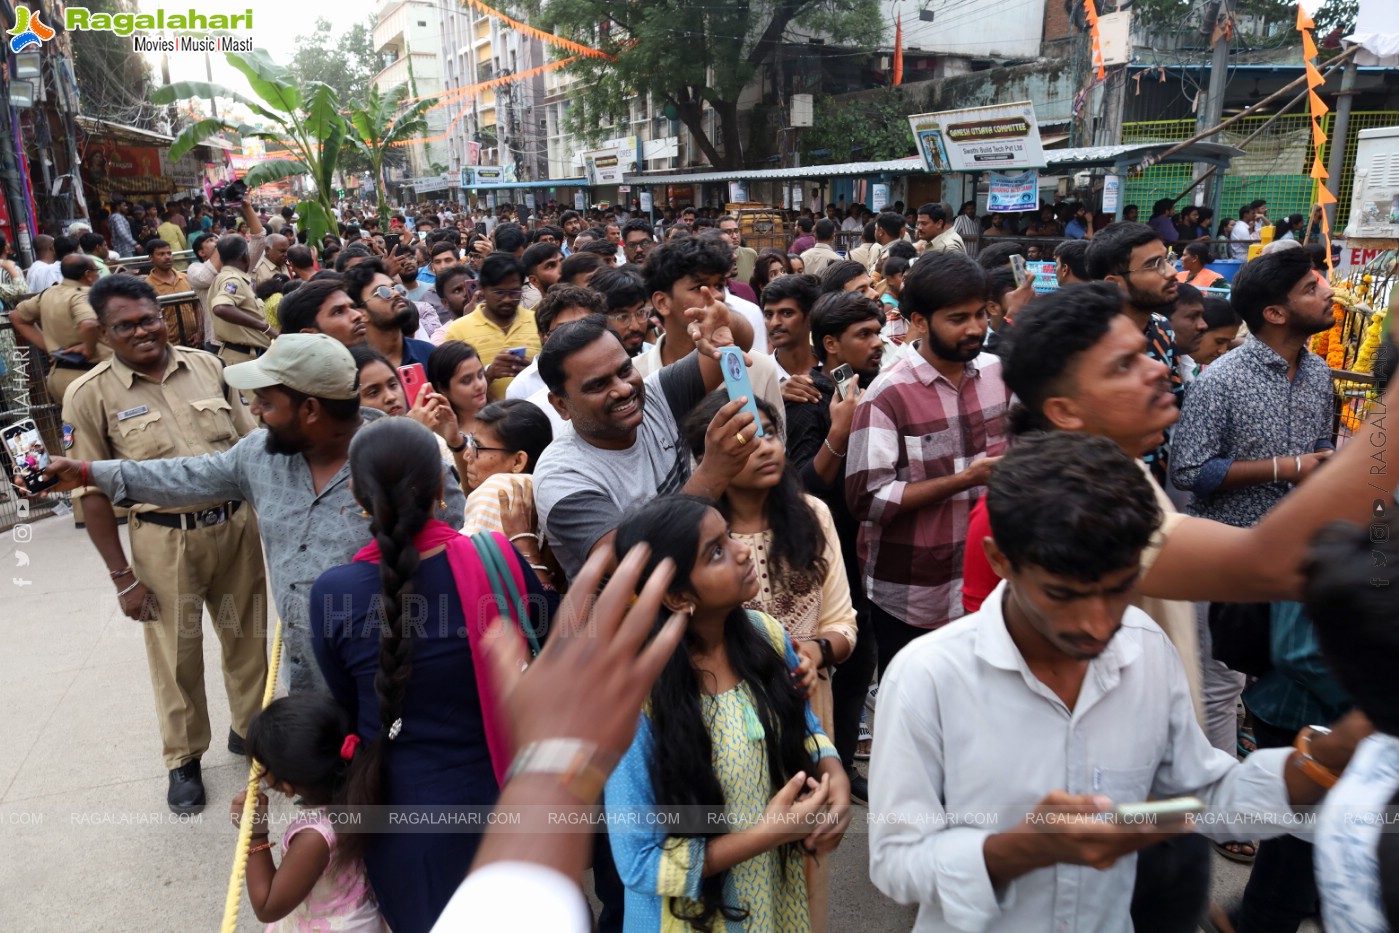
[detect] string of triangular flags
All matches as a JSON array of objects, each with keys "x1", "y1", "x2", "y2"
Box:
[
  {"x1": 1298, "y1": 1, "x2": 1334, "y2": 269},
  {"x1": 463, "y1": 0, "x2": 616, "y2": 62},
  {"x1": 1084, "y1": 0, "x2": 1105, "y2": 80}
]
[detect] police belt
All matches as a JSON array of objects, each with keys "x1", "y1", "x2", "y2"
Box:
[
  {"x1": 137, "y1": 501, "x2": 242, "y2": 530},
  {"x1": 220, "y1": 342, "x2": 267, "y2": 357}
]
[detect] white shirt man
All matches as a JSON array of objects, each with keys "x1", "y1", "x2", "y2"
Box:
[
  {"x1": 870, "y1": 581, "x2": 1293, "y2": 932},
  {"x1": 867, "y1": 432, "x2": 1323, "y2": 933},
  {"x1": 1229, "y1": 214, "x2": 1258, "y2": 260}
]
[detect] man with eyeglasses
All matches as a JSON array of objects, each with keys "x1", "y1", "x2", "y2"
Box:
[
  {"x1": 718, "y1": 214, "x2": 758, "y2": 285},
  {"x1": 620, "y1": 219, "x2": 655, "y2": 266},
  {"x1": 589, "y1": 266, "x2": 653, "y2": 357},
  {"x1": 343, "y1": 258, "x2": 436, "y2": 370},
  {"x1": 60, "y1": 274, "x2": 268, "y2": 815},
  {"x1": 1087, "y1": 222, "x2": 1184, "y2": 485},
  {"x1": 441, "y1": 251, "x2": 541, "y2": 400}
]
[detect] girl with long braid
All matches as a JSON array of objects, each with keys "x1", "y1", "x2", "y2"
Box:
[
  {"x1": 605, "y1": 496, "x2": 852, "y2": 933},
  {"x1": 309, "y1": 417, "x2": 555, "y2": 933}
]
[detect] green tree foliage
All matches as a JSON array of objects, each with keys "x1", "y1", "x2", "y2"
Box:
[
  {"x1": 345, "y1": 85, "x2": 432, "y2": 229},
  {"x1": 522, "y1": 0, "x2": 883, "y2": 169},
  {"x1": 1130, "y1": 0, "x2": 1356, "y2": 42},
  {"x1": 152, "y1": 51, "x2": 345, "y2": 245},
  {"x1": 287, "y1": 20, "x2": 380, "y2": 106},
  {"x1": 802, "y1": 87, "x2": 916, "y2": 163},
  {"x1": 68, "y1": 0, "x2": 155, "y2": 129}
]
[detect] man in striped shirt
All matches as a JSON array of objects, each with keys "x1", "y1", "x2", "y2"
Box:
[{"x1": 846, "y1": 251, "x2": 1011, "y2": 671}]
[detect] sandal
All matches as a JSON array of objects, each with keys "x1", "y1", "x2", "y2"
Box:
[
  {"x1": 856, "y1": 722, "x2": 873, "y2": 760},
  {"x1": 1213, "y1": 840, "x2": 1257, "y2": 864}
]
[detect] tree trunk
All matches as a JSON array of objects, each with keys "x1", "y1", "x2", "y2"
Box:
[
  {"x1": 715, "y1": 100, "x2": 742, "y2": 171},
  {"x1": 675, "y1": 97, "x2": 727, "y2": 170}
]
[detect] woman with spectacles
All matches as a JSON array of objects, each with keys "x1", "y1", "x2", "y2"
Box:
[{"x1": 461, "y1": 399, "x2": 554, "y2": 546}]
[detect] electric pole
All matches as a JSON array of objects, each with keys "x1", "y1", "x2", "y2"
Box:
[{"x1": 1196, "y1": 0, "x2": 1231, "y2": 220}]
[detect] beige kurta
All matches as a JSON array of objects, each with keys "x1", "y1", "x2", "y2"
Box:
[{"x1": 732, "y1": 494, "x2": 858, "y2": 933}]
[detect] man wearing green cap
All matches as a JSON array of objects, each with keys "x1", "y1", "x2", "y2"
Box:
[{"x1": 36, "y1": 331, "x2": 467, "y2": 696}]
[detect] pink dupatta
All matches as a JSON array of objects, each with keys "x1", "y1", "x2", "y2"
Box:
[{"x1": 352, "y1": 519, "x2": 528, "y2": 785}]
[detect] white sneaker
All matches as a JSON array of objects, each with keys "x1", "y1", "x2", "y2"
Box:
[{"x1": 865, "y1": 682, "x2": 879, "y2": 713}]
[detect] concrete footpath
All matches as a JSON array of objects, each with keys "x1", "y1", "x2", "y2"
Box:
[{"x1": 2, "y1": 512, "x2": 1285, "y2": 932}]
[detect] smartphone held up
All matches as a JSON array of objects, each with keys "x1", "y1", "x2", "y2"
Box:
[{"x1": 4, "y1": 419, "x2": 58, "y2": 493}]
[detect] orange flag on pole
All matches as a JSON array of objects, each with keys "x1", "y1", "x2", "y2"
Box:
[{"x1": 893, "y1": 15, "x2": 904, "y2": 86}]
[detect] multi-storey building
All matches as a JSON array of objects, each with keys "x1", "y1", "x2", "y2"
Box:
[{"x1": 372, "y1": 0, "x2": 449, "y2": 179}]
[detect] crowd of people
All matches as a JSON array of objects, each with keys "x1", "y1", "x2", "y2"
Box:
[{"x1": 4, "y1": 187, "x2": 1399, "y2": 933}]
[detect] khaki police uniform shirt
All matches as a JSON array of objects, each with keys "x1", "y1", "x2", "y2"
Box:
[
  {"x1": 63, "y1": 346, "x2": 256, "y2": 514},
  {"x1": 11, "y1": 280, "x2": 112, "y2": 363},
  {"x1": 209, "y1": 266, "x2": 270, "y2": 349},
  {"x1": 252, "y1": 255, "x2": 287, "y2": 287}
]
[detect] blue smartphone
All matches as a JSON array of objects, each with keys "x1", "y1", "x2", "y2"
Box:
[{"x1": 718, "y1": 346, "x2": 764, "y2": 437}]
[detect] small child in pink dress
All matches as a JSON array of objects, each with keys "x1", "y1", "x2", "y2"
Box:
[{"x1": 230, "y1": 695, "x2": 388, "y2": 931}]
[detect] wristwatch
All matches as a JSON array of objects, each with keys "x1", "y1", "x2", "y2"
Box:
[
  {"x1": 505, "y1": 739, "x2": 613, "y2": 804},
  {"x1": 1293, "y1": 725, "x2": 1341, "y2": 789},
  {"x1": 446, "y1": 432, "x2": 467, "y2": 453},
  {"x1": 811, "y1": 637, "x2": 834, "y2": 670}
]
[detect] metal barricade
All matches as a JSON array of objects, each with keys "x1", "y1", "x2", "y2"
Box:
[
  {"x1": 158, "y1": 291, "x2": 206, "y2": 349},
  {"x1": 109, "y1": 250, "x2": 197, "y2": 277}
]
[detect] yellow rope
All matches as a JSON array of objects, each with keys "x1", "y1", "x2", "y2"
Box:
[{"x1": 220, "y1": 617, "x2": 284, "y2": 933}]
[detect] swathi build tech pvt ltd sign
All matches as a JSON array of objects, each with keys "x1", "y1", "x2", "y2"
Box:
[
  {"x1": 907, "y1": 101, "x2": 1046, "y2": 173},
  {"x1": 64, "y1": 6, "x2": 256, "y2": 52}
]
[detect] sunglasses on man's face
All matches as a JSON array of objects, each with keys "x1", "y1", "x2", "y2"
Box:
[{"x1": 371, "y1": 284, "x2": 408, "y2": 301}]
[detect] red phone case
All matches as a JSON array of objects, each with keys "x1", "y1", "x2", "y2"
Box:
[{"x1": 398, "y1": 364, "x2": 428, "y2": 407}]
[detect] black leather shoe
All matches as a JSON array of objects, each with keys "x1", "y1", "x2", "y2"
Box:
[
  {"x1": 848, "y1": 770, "x2": 869, "y2": 804},
  {"x1": 227, "y1": 729, "x2": 246, "y2": 756},
  {"x1": 167, "y1": 760, "x2": 206, "y2": 814}
]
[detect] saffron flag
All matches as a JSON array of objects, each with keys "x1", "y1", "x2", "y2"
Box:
[{"x1": 893, "y1": 15, "x2": 904, "y2": 86}]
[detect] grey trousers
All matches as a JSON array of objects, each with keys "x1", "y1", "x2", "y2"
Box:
[{"x1": 1195, "y1": 601, "x2": 1247, "y2": 755}]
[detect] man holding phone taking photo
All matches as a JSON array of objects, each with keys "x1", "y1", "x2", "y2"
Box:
[
  {"x1": 869, "y1": 432, "x2": 1370, "y2": 933},
  {"x1": 441, "y1": 252, "x2": 541, "y2": 400}
]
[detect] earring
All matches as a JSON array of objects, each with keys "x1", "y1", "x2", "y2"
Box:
[
  {"x1": 439, "y1": 498, "x2": 447, "y2": 510},
  {"x1": 360, "y1": 508, "x2": 370, "y2": 517}
]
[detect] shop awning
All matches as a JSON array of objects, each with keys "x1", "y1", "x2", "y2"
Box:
[
  {"x1": 77, "y1": 116, "x2": 174, "y2": 147},
  {"x1": 623, "y1": 142, "x2": 1244, "y2": 186},
  {"x1": 465, "y1": 177, "x2": 587, "y2": 191}
]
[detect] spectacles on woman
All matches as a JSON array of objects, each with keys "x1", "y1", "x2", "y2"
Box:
[{"x1": 462, "y1": 433, "x2": 512, "y2": 457}]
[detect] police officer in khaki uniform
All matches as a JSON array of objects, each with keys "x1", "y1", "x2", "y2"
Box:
[
  {"x1": 64, "y1": 274, "x2": 268, "y2": 814},
  {"x1": 210, "y1": 235, "x2": 277, "y2": 365},
  {"x1": 8, "y1": 254, "x2": 109, "y2": 404}
]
